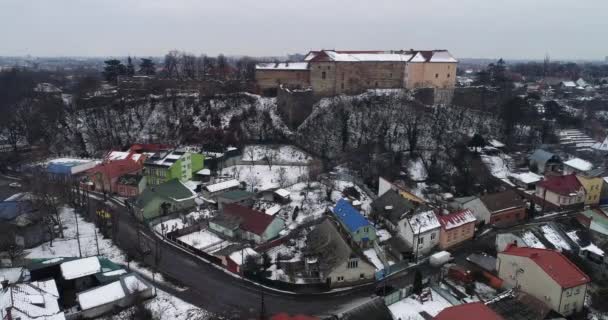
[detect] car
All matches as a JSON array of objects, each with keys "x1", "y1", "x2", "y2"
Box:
[{"x1": 8, "y1": 182, "x2": 22, "y2": 188}]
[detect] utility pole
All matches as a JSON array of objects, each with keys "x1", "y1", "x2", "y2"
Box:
[
  {"x1": 259, "y1": 290, "x2": 266, "y2": 320},
  {"x1": 94, "y1": 227, "x2": 100, "y2": 256},
  {"x1": 75, "y1": 209, "x2": 82, "y2": 258}
]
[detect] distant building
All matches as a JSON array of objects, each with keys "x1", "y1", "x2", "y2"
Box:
[
  {"x1": 255, "y1": 49, "x2": 458, "y2": 97},
  {"x1": 45, "y1": 158, "x2": 99, "y2": 180},
  {"x1": 497, "y1": 245, "x2": 590, "y2": 316}
]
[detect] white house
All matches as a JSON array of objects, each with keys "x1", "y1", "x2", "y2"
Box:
[
  {"x1": 399, "y1": 210, "x2": 441, "y2": 255},
  {"x1": 563, "y1": 158, "x2": 593, "y2": 175},
  {"x1": 497, "y1": 245, "x2": 590, "y2": 316}
]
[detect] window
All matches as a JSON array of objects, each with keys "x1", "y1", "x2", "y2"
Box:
[
  {"x1": 375, "y1": 81, "x2": 378, "y2": 87},
  {"x1": 322, "y1": 71, "x2": 326, "y2": 80},
  {"x1": 575, "y1": 288, "x2": 581, "y2": 295},
  {"x1": 418, "y1": 237, "x2": 424, "y2": 245},
  {"x1": 348, "y1": 259, "x2": 359, "y2": 269},
  {"x1": 360, "y1": 273, "x2": 365, "y2": 279},
  {"x1": 447, "y1": 73, "x2": 450, "y2": 78},
  {"x1": 337, "y1": 276, "x2": 344, "y2": 282},
  {"x1": 431, "y1": 233, "x2": 436, "y2": 240},
  {"x1": 435, "y1": 73, "x2": 439, "y2": 78},
  {"x1": 566, "y1": 289, "x2": 572, "y2": 297},
  {"x1": 564, "y1": 303, "x2": 570, "y2": 311},
  {"x1": 327, "y1": 66, "x2": 331, "y2": 70},
  {"x1": 572, "y1": 302, "x2": 577, "y2": 310},
  {"x1": 364, "y1": 227, "x2": 369, "y2": 233},
  {"x1": 389, "y1": 73, "x2": 393, "y2": 78}
]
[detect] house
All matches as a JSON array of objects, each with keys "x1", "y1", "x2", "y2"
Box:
[
  {"x1": 303, "y1": 219, "x2": 375, "y2": 288},
  {"x1": 115, "y1": 174, "x2": 146, "y2": 197},
  {"x1": 0, "y1": 278, "x2": 66, "y2": 320},
  {"x1": 331, "y1": 199, "x2": 377, "y2": 248},
  {"x1": 143, "y1": 149, "x2": 205, "y2": 185},
  {"x1": 60, "y1": 256, "x2": 103, "y2": 291},
  {"x1": 535, "y1": 174, "x2": 585, "y2": 208},
  {"x1": 450, "y1": 196, "x2": 490, "y2": 225},
  {"x1": 371, "y1": 189, "x2": 416, "y2": 232},
  {"x1": 225, "y1": 247, "x2": 261, "y2": 274},
  {"x1": 85, "y1": 150, "x2": 145, "y2": 194},
  {"x1": 209, "y1": 203, "x2": 285, "y2": 244},
  {"x1": 336, "y1": 297, "x2": 394, "y2": 320},
  {"x1": 560, "y1": 81, "x2": 577, "y2": 90},
  {"x1": 0, "y1": 198, "x2": 50, "y2": 248},
  {"x1": 576, "y1": 168, "x2": 604, "y2": 205},
  {"x1": 132, "y1": 179, "x2": 198, "y2": 221},
  {"x1": 437, "y1": 209, "x2": 476, "y2": 249},
  {"x1": 273, "y1": 188, "x2": 291, "y2": 203},
  {"x1": 45, "y1": 158, "x2": 99, "y2": 180},
  {"x1": 563, "y1": 157, "x2": 593, "y2": 175},
  {"x1": 434, "y1": 302, "x2": 503, "y2": 320},
  {"x1": 509, "y1": 172, "x2": 543, "y2": 190},
  {"x1": 576, "y1": 209, "x2": 608, "y2": 236},
  {"x1": 480, "y1": 190, "x2": 527, "y2": 226},
  {"x1": 75, "y1": 273, "x2": 154, "y2": 319},
  {"x1": 528, "y1": 149, "x2": 561, "y2": 174},
  {"x1": 216, "y1": 189, "x2": 255, "y2": 210},
  {"x1": 399, "y1": 210, "x2": 441, "y2": 255},
  {"x1": 497, "y1": 245, "x2": 590, "y2": 316}
]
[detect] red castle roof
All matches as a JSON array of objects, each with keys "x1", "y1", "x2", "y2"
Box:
[{"x1": 501, "y1": 245, "x2": 590, "y2": 289}]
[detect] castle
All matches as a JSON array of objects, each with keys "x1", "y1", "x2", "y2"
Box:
[{"x1": 255, "y1": 49, "x2": 458, "y2": 97}]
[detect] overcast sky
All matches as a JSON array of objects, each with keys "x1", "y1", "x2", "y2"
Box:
[{"x1": 1, "y1": 0, "x2": 606, "y2": 60}]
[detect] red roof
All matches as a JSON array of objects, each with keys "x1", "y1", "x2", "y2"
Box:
[
  {"x1": 500, "y1": 245, "x2": 590, "y2": 288},
  {"x1": 271, "y1": 313, "x2": 319, "y2": 320},
  {"x1": 223, "y1": 204, "x2": 275, "y2": 236},
  {"x1": 537, "y1": 174, "x2": 582, "y2": 196},
  {"x1": 434, "y1": 302, "x2": 503, "y2": 320},
  {"x1": 437, "y1": 209, "x2": 477, "y2": 230},
  {"x1": 86, "y1": 151, "x2": 143, "y2": 180}
]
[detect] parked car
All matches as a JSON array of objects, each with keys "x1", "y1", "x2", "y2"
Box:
[{"x1": 9, "y1": 182, "x2": 22, "y2": 188}]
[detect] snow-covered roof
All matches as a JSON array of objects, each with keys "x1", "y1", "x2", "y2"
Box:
[
  {"x1": 60, "y1": 257, "x2": 101, "y2": 280},
  {"x1": 510, "y1": 172, "x2": 543, "y2": 184},
  {"x1": 561, "y1": 81, "x2": 577, "y2": 87},
  {"x1": 228, "y1": 248, "x2": 259, "y2": 265},
  {"x1": 409, "y1": 210, "x2": 441, "y2": 234},
  {"x1": 437, "y1": 209, "x2": 477, "y2": 230},
  {"x1": 274, "y1": 188, "x2": 290, "y2": 198},
  {"x1": 106, "y1": 151, "x2": 130, "y2": 161},
  {"x1": 0, "y1": 279, "x2": 65, "y2": 320},
  {"x1": 256, "y1": 62, "x2": 309, "y2": 70},
  {"x1": 196, "y1": 168, "x2": 211, "y2": 176},
  {"x1": 324, "y1": 51, "x2": 414, "y2": 62},
  {"x1": 564, "y1": 158, "x2": 593, "y2": 172},
  {"x1": 205, "y1": 179, "x2": 241, "y2": 193},
  {"x1": 77, "y1": 281, "x2": 125, "y2": 310},
  {"x1": 264, "y1": 204, "x2": 282, "y2": 216},
  {"x1": 488, "y1": 139, "x2": 505, "y2": 148},
  {"x1": 592, "y1": 136, "x2": 608, "y2": 151}
]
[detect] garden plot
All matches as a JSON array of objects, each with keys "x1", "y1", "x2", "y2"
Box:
[{"x1": 221, "y1": 164, "x2": 308, "y2": 191}]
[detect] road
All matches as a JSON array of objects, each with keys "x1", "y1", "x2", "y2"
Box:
[{"x1": 85, "y1": 195, "x2": 382, "y2": 318}]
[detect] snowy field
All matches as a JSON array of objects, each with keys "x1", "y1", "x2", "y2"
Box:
[
  {"x1": 24, "y1": 207, "x2": 211, "y2": 319},
  {"x1": 242, "y1": 145, "x2": 312, "y2": 163},
  {"x1": 389, "y1": 290, "x2": 452, "y2": 320},
  {"x1": 221, "y1": 164, "x2": 308, "y2": 191}
]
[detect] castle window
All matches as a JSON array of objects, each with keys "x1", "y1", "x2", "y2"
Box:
[
  {"x1": 447, "y1": 73, "x2": 450, "y2": 78},
  {"x1": 322, "y1": 71, "x2": 326, "y2": 80},
  {"x1": 435, "y1": 73, "x2": 439, "y2": 78}
]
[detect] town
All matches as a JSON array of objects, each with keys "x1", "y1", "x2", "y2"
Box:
[{"x1": 3, "y1": 2, "x2": 608, "y2": 320}]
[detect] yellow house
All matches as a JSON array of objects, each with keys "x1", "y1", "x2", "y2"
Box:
[{"x1": 576, "y1": 170, "x2": 604, "y2": 205}]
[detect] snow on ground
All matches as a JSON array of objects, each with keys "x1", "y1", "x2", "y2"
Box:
[
  {"x1": 363, "y1": 249, "x2": 384, "y2": 271},
  {"x1": 242, "y1": 145, "x2": 312, "y2": 163},
  {"x1": 481, "y1": 155, "x2": 511, "y2": 179},
  {"x1": 377, "y1": 229, "x2": 392, "y2": 242},
  {"x1": 541, "y1": 225, "x2": 571, "y2": 252},
  {"x1": 221, "y1": 164, "x2": 308, "y2": 191},
  {"x1": 389, "y1": 290, "x2": 452, "y2": 320},
  {"x1": 408, "y1": 158, "x2": 428, "y2": 181},
  {"x1": 522, "y1": 231, "x2": 546, "y2": 249},
  {"x1": 153, "y1": 210, "x2": 212, "y2": 234},
  {"x1": 332, "y1": 180, "x2": 373, "y2": 215},
  {"x1": 177, "y1": 230, "x2": 223, "y2": 251},
  {"x1": 567, "y1": 231, "x2": 605, "y2": 256}
]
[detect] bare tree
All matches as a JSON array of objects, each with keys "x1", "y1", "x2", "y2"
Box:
[
  {"x1": 263, "y1": 148, "x2": 278, "y2": 170},
  {"x1": 28, "y1": 173, "x2": 68, "y2": 246},
  {"x1": 277, "y1": 167, "x2": 288, "y2": 187}
]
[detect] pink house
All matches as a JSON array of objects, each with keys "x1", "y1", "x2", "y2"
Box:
[{"x1": 437, "y1": 209, "x2": 477, "y2": 249}]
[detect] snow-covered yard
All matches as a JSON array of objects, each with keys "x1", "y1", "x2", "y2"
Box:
[
  {"x1": 177, "y1": 230, "x2": 223, "y2": 251},
  {"x1": 153, "y1": 210, "x2": 212, "y2": 234},
  {"x1": 24, "y1": 207, "x2": 211, "y2": 319},
  {"x1": 388, "y1": 290, "x2": 452, "y2": 320},
  {"x1": 242, "y1": 145, "x2": 312, "y2": 163},
  {"x1": 221, "y1": 164, "x2": 308, "y2": 191},
  {"x1": 481, "y1": 155, "x2": 511, "y2": 179},
  {"x1": 101, "y1": 289, "x2": 209, "y2": 320}
]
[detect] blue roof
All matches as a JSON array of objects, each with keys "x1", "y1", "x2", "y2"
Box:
[{"x1": 332, "y1": 199, "x2": 371, "y2": 233}]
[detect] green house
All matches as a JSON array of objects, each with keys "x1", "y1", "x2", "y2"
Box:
[
  {"x1": 144, "y1": 149, "x2": 205, "y2": 186},
  {"x1": 133, "y1": 179, "x2": 197, "y2": 221}
]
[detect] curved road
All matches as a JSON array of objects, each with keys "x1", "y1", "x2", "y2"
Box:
[{"x1": 88, "y1": 196, "x2": 380, "y2": 318}]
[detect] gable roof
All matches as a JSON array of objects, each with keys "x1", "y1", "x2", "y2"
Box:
[
  {"x1": 371, "y1": 189, "x2": 416, "y2": 225},
  {"x1": 564, "y1": 158, "x2": 593, "y2": 172},
  {"x1": 408, "y1": 210, "x2": 441, "y2": 234},
  {"x1": 332, "y1": 199, "x2": 371, "y2": 233},
  {"x1": 222, "y1": 203, "x2": 275, "y2": 236},
  {"x1": 500, "y1": 245, "x2": 590, "y2": 288},
  {"x1": 480, "y1": 190, "x2": 526, "y2": 213},
  {"x1": 437, "y1": 209, "x2": 477, "y2": 230},
  {"x1": 217, "y1": 189, "x2": 255, "y2": 201},
  {"x1": 340, "y1": 297, "x2": 394, "y2": 320},
  {"x1": 305, "y1": 50, "x2": 456, "y2": 63},
  {"x1": 434, "y1": 302, "x2": 503, "y2": 320},
  {"x1": 529, "y1": 149, "x2": 558, "y2": 165},
  {"x1": 537, "y1": 174, "x2": 583, "y2": 196},
  {"x1": 60, "y1": 257, "x2": 102, "y2": 280}
]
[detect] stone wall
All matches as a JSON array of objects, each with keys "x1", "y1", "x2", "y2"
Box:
[
  {"x1": 276, "y1": 86, "x2": 317, "y2": 129},
  {"x1": 255, "y1": 69, "x2": 310, "y2": 91}
]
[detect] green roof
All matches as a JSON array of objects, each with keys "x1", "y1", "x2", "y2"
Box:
[
  {"x1": 136, "y1": 179, "x2": 195, "y2": 207},
  {"x1": 218, "y1": 189, "x2": 254, "y2": 201},
  {"x1": 582, "y1": 209, "x2": 608, "y2": 228}
]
